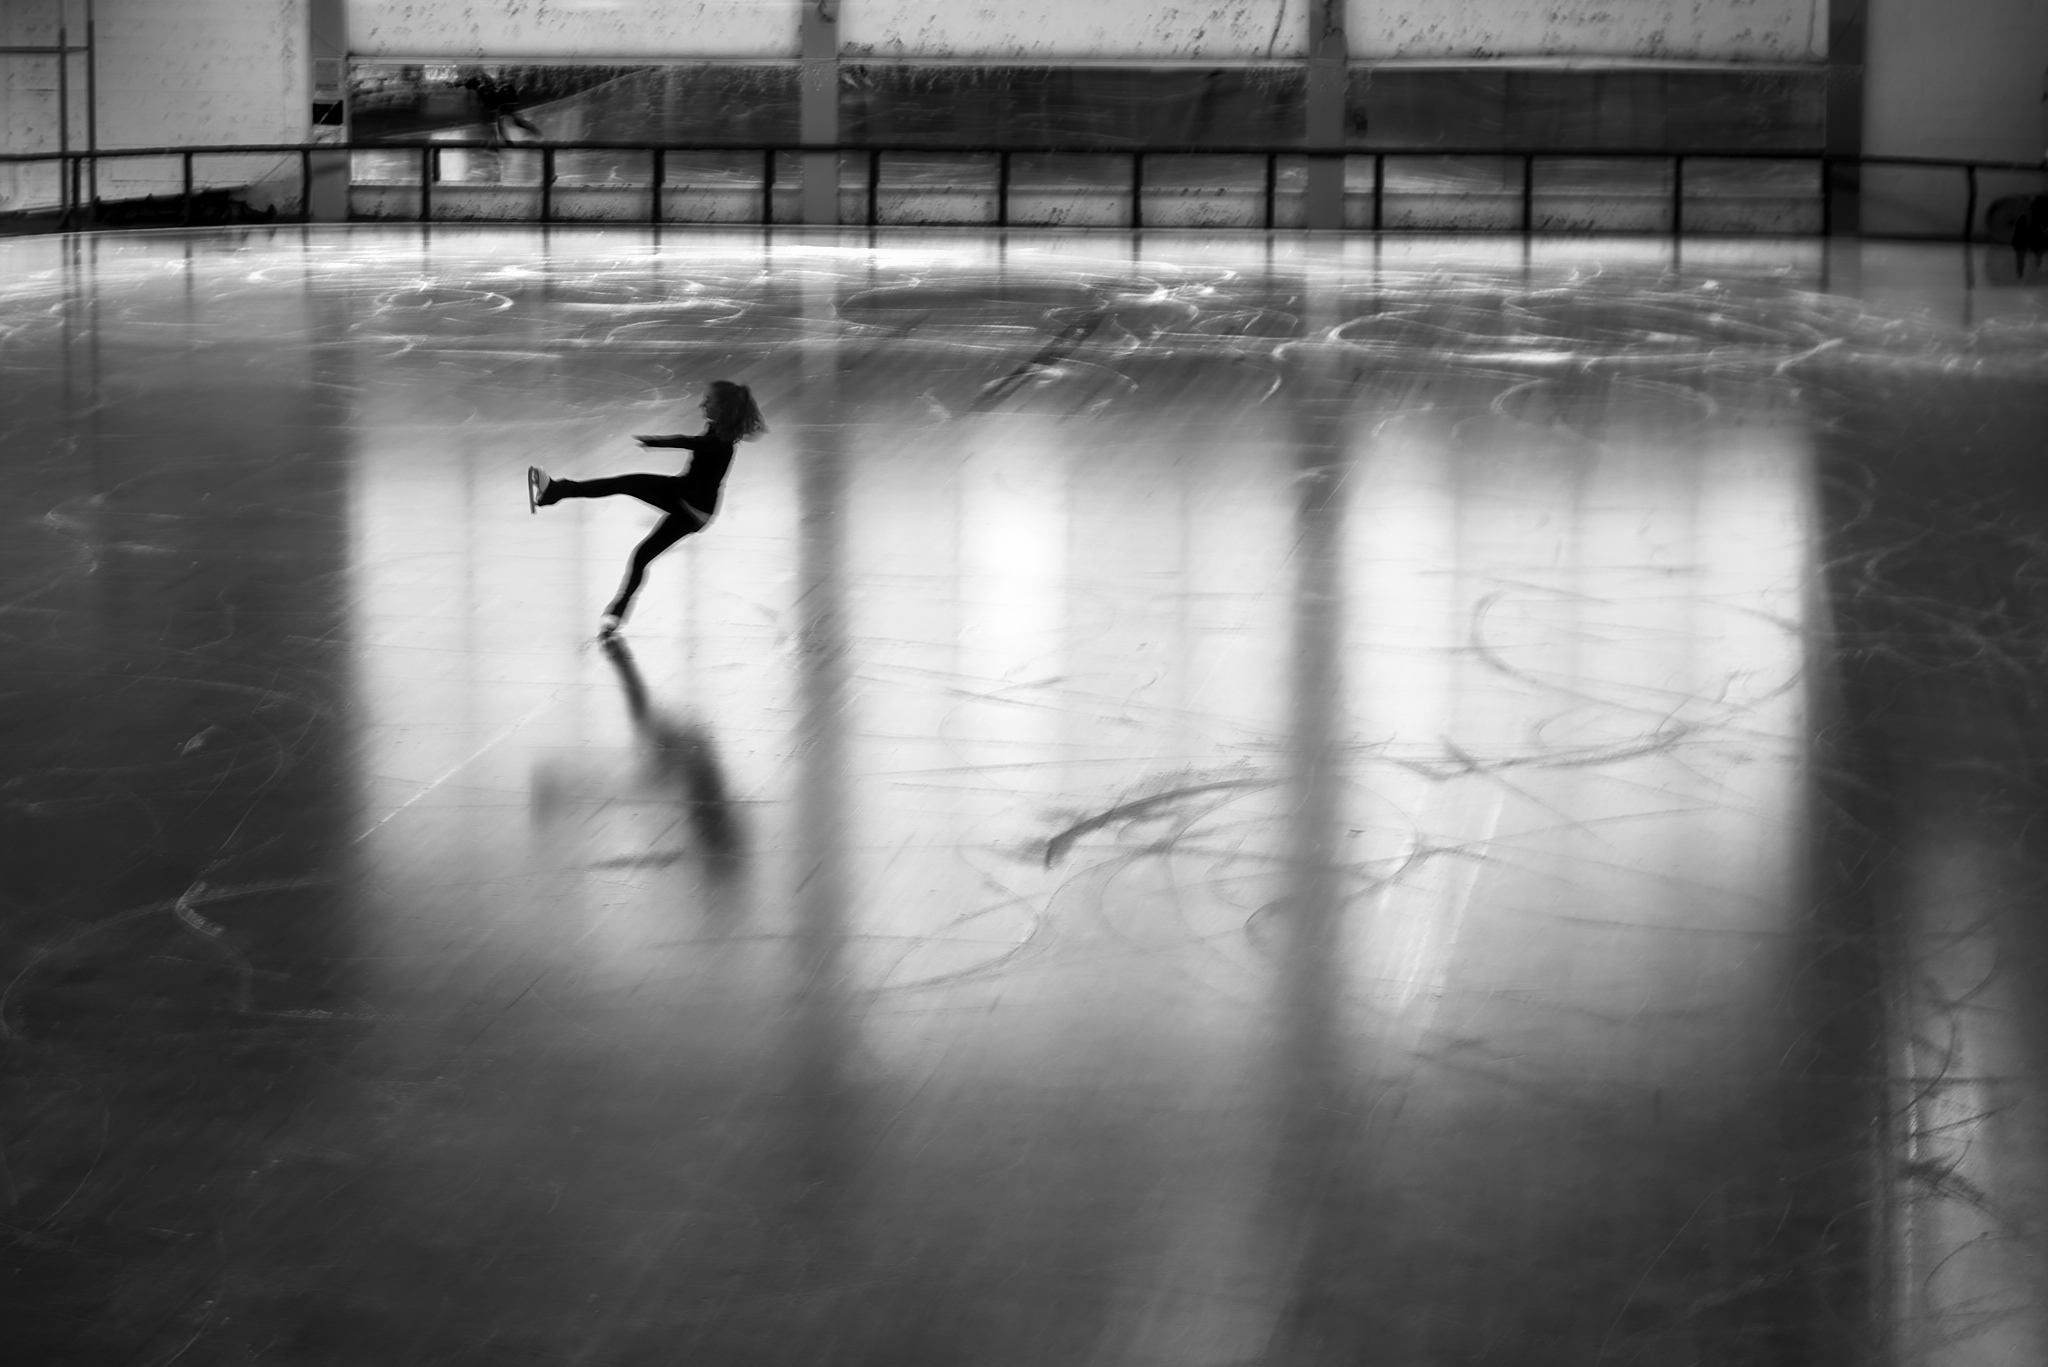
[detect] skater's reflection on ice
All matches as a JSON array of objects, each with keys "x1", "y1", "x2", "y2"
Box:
[
  {"x1": 600, "y1": 635, "x2": 745, "y2": 879},
  {"x1": 524, "y1": 641, "x2": 746, "y2": 911}
]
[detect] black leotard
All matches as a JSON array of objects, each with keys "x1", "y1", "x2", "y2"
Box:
[{"x1": 661, "y1": 432, "x2": 735, "y2": 517}]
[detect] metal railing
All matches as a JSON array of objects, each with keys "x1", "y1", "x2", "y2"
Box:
[{"x1": 5, "y1": 139, "x2": 2045, "y2": 238}]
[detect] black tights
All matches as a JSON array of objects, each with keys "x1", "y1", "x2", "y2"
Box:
[{"x1": 547, "y1": 474, "x2": 706, "y2": 620}]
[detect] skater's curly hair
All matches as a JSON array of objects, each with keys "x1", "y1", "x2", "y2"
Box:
[{"x1": 705, "y1": 381, "x2": 767, "y2": 443}]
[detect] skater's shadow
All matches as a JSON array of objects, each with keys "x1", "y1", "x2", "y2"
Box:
[{"x1": 601, "y1": 635, "x2": 746, "y2": 883}]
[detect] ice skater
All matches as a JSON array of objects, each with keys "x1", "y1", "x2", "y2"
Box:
[
  {"x1": 528, "y1": 380, "x2": 766, "y2": 635},
  {"x1": 2013, "y1": 194, "x2": 2048, "y2": 279},
  {"x1": 462, "y1": 73, "x2": 542, "y2": 146}
]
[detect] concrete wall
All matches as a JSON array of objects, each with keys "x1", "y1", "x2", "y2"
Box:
[
  {"x1": 843, "y1": 1, "x2": 1824, "y2": 62},
  {"x1": 840, "y1": 2, "x2": 1314, "y2": 60},
  {"x1": 97, "y1": 0, "x2": 308, "y2": 148},
  {"x1": 1860, "y1": 0, "x2": 2048, "y2": 237},
  {"x1": 3, "y1": 0, "x2": 311, "y2": 213},
  {"x1": 348, "y1": 1, "x2": 797, "y2": 60},
  {"x1": 1, "y1": 2, "x2": 72, "y2": 183},
  {"x1": 1, "y1": 3, "x2": 49, "y2": 208},
  {"x1": 3, "y1": 2, "x2": 90, "y2": 210},
  {"x1": 1865, "y1": 0, "x2": 2047, "y2": 162},
  {"x1": 96, "y1": 0, "x2": 309, "y2": 208},
  {"x1": 1349, "y1": 0, "x2": 1827, "y2": 61},
  {"x1": 1, "y1": 0, "x2": 308, "y2": 152}
]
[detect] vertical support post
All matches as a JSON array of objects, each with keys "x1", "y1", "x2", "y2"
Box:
[
  {"x1": 182, "y1": 150, "x2": 194, "y2": 225},
  {"x1": 998, "y1": 150, "x2": 1011, "y2": 228},
  {"x1": 1372, "y1": 153, "x2": 1384, "y2": 229},
  {"x1": 1672, "y1": 155, "x2": 1685, "y2": 234},
  {"x1": 1265, "y1": 152, "x2": 1277, "y2": 229},
  {"x1": 788, "y1": 267, "x2": 852, "y2": 1182},
  {"x1": 763, "y1": 148, "x2": 776, "y2": 225},
  {"x1": 1827, "y1": 0, "x2": 1867, "y2": 235},
  {"x1": 866, "y1": 149, "x2": 880, "y2": 227},
  {"x1": 57, "y1": 25, "x2": 71, "y2": 225},
  {"x1": 1131, "y1": 151, "x2": 1143, "y2": 230},
  {"x1": 308, "y1": 0, "x2": 351, "y2": 221},
  {"x1": 650, "y1": 147, "x2": 664, "y2": 224},
  {"x1": 541, "y1": 146, "x2": 555, "y2": 222},
  {"x1": 86, "y1": 0, "x2": 97, "y2": 212},
  {"x1": 1963, "y1": 164, "x2": 1977, "y2": 242},
  {"x1": 1819, "y1": 156, "x2": 1832, "y2": 236},
  {"x1": 800, "y1": 0, "x2": 840, "y2": 225},
  {"x1": 1304, "y1": 0, "x2": 1348, "y2": 230},
  {"x1": 301, "y1": 148, "x2": 313, "y2": 223},
  {"x1": 420, "y1": 145, "x2": 432, "y2": 222},
  {"x1": 1521, "y1": 153, "x2": 1534, "y2": 233},
  {"x1": 1274, "y1": 277, "x2": 1351, "y2": 1240}
]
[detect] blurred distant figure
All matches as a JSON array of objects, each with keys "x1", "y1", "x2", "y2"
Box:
[
  {"x1": 2014, "y1": 194, "x2": 2048, "y2": 279},
  {"x1": 462, "y1": 73, "x2": 541, "y2": 146}
]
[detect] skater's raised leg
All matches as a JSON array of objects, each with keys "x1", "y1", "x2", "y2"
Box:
[{"x1": 539, "y1": 472, "x2": 684, "y2": 511}]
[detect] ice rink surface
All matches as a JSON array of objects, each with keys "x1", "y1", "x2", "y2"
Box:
[{"x1": 3, "y1": 227, "x2": 2047, "y2": 1365}]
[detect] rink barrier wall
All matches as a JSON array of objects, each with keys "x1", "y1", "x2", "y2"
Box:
[{"x1": 5, "y1": 140, "x2": 2043, "y2": 241}]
